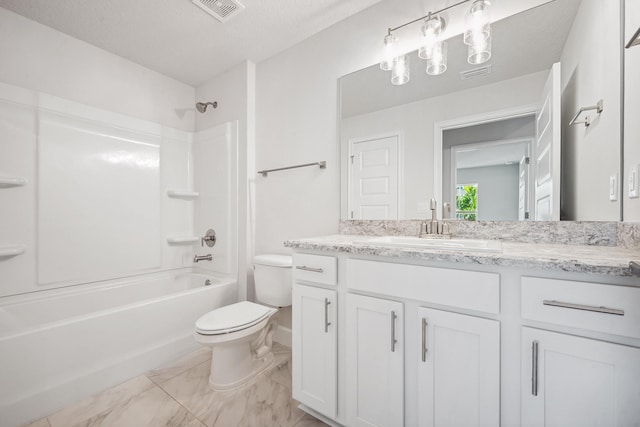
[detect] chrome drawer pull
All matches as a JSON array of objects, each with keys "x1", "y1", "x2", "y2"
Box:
[
  {"x1": 296, "y1": 266, "x2": 324, "y2": 273},
  {"x1": 543, "y1": 300, "x2": 624, "y2": 316},
  {"x1": 324, "y1": 298, "x2": 331, "y2": 333},
  {"x1": 531, "y1": 341, "x2": 539, "y2": 396},
  {"x1": 421, "y1": 317, "x2": 428, "y2": 362},
  {"x1": 390, "y1": 311, "x2": 397, "y2": 352}
]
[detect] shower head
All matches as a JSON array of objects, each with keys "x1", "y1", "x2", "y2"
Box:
[{"x1": 196, "y1": 101, "x2": 218, "y2": 113}]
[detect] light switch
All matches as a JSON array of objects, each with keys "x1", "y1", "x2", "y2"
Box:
[
  {"x1": 610, "y1": 173, "x2": 618, "y2": 201},
  {"x1": 630, "y1": 164, "x2": 639, "y2": 199}
]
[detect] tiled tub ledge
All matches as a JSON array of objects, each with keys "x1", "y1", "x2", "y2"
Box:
[
  {"x1": 284, "y1": 235, "x2": 640, "y2": 278},
  {"x1": 339, "y1": 220, "x2": 640, "y2": 250}
]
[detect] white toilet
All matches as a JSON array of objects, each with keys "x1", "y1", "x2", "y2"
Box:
[{"x1": 195, "y1": 254, "x2": 292, "y2": 390}]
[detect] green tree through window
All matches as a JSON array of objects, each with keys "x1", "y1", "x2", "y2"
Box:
[{"x1": 456, "y1": 184, "x2": 478, "y2": 221}]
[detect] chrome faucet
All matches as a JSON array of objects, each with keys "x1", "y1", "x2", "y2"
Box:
[
  {"x1": 193, "y1": 254, "x2": 213, "y2": 263},
  {"x1": 419, "y1": 198, "x2": 450, "y2": 238}
]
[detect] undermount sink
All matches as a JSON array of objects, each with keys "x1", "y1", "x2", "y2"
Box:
[{"x1": 365, "y1": 236, "x2": 503, "y2": 253}]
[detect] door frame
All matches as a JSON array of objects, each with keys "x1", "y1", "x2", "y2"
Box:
[
  {"x1": 433, "y1": 104, "x2": 537, "y2": 216},
  {"x1": 449, "y1": 137, "x2": 534, "y2": 220},
  {"x1": 347, "y1": 131, "x2": 404, "y2": 219}
]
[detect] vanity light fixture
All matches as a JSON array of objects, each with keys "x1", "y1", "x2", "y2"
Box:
[
  {"x1": 380, "y1": 34, "x2": 399, "y2": 71},
  {"x1": 419, "y1": 14, "x2": 448, "y2": 75},
  {"x1": 464, "y1": 0, "x2": 492, "y2": 64},
  {"x1": 380, "y1": 0, "x2": 492, "y2": 85},
  {"x1": 392, "y1": 54, "x2": 410, "y2": 85}
]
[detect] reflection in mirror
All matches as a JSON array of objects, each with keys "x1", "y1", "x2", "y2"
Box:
[
  {"x1": 340, "y1": 0, "x2": 622, "y2": 222},
  {"x1": 443, "y1": 116, "x2": 534, "y2": 221}
]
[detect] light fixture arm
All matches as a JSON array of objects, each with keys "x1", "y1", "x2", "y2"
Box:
[{"x1": 387, "y1": 0, "x2": 471, "y2": 34}]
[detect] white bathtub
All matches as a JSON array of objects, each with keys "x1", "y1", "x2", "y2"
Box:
[{"x1": 0, "y1": 270, "x2": 237, "y2": 427}]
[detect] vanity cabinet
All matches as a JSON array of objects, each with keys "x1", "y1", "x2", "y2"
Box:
[
  {"x1": 346, "y1": 259, "x2": 500, "y2": 427},
  {"x1": 520, "y1": 276, "x2": 640, "y2": 426},
  {"x1": 346, "y1": 293, "x2": 404, "y2": 427},
  {"x1": 292, "y1": 284, "x2": 337, "y2": 418},
  {"x1": 291, "y1": 254, "x2": 338, "y2": 419},
  {"x1": 291, "y1": 249, "x2": 640, "y2": 427},
  {"x1": 417, "y1": 307, "x2": 500, "y2": 427},
  {"x1": 521, "y1": 327, "x2": 640, "y2": 427}
]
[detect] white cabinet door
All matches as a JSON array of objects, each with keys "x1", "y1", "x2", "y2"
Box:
[
  {"x1": 417, "y1": 308, "x2": 500, "y2": 427},
  {"x1": 347, "y1": 293, "x2": 404, "y2": 427},
  {"x1": 292, "y1": 284, "x2": 337, "y2": 418},
  {"x1": 522, "y1": 327, "x2": 640, "y2": 427}
]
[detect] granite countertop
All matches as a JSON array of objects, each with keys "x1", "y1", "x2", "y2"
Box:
[{"x1": 284, "y1": 235, "x2": 640, "y2": 278}]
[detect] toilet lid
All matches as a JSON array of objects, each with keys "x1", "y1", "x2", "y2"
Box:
[
  {"x1": 196, "y1": 301, "x2": 276, "y2": 335},
  {"x1": 253, "y1": 254, "x2": 292, "y2": 268}
]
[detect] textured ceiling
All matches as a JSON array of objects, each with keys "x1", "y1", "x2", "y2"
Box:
[{"x1": 0, "y1": 0, "x2": 382, "y2": 86}]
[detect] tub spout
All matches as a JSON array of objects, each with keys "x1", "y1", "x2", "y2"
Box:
[{"x1": 194, "y1": 254, "x2": 213, "y2": 263}]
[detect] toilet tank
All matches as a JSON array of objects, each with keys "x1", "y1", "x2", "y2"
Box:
[{"x1": 253, "y1": 254, "x2": 292, "y2": 307}]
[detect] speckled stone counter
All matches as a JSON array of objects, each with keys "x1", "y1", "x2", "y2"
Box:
[{"x1": 284, "y1": 234, "x2": 640, "y2": 278}]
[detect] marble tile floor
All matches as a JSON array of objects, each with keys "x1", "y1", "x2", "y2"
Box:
[{"x1": 24, "y1": 344, "x2": 329, "y2": 427}]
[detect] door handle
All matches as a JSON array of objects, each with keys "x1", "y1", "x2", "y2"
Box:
[
  {"x1": 296, "y1": 266, "x2": 324, "y2": 273},
  {"x1": 421, "y1": 317, "x2": 428, "y2": 362},
  {"x1": 390, "y1": 311, "x2": 397, "y2": 352},
  {"x1": 324, "y1": 298, "x2": 331, "y2": 333},
  {"x1": 532, "y1": 340, "x2": 539, "y2": 396}
]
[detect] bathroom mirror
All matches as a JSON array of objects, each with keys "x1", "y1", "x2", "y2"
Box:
[{"x1": 339, "y1": 0, "x2": 623, "y2": 221}]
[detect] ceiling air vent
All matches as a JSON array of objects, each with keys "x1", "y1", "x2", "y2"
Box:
[
  {"x1": 192, "y1": 0, "x2": 245, "y2": 23},
  {"x1": 460, "y1": 65, "x2": 492, "y2": 81}
]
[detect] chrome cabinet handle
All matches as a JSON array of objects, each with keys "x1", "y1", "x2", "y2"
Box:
[
  {"x1": 532, "y1": 341, "x2": 539, "y2": 396},
  {"x1": 324, "y1": 298, "x2": 331, "y2": 333},
  {"x1": 296, "y1": 266, "x2": 324, "y2": 273},
  {"x1": 421, "y1": 317, "x2": 428, "y2": 362},
  {"x1": 390, "y1": 311, "x2": 397, "y2": 352},
  {"x1": 543, "y1": 300, "x2": 624, "y2": 316}
]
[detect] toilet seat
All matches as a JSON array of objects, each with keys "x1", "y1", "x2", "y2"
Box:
[{"x1": 196, "y1": 301, "x2": 276, "y2": 335}]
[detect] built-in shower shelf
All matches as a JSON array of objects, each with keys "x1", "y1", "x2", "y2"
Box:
[
  {"x1": 166, "y1": 237, "x2": 199, "y2": 245},
  {"x1": 0, "y1": 177, "x2": 27, "y2": 188},
  {"x1": 0, "y1": 245, "x2": 25, "y2": 258},
  {"x1": 166, "y1": 190, "x2": 199, "y2": 199}
]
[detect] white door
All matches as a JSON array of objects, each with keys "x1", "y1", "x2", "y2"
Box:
[
  {"x1": 519, "y1": 155, "x2": 530, "y2": 220},
  {"x1": 292, "y1": 285, "x2": 337, "y2": 418},
  {"x1": 417, "y1": 308, "x2": 500, "y2": 427},
  {"x1": 522, "y1": 327, "x2": 640, "y2": 427},
  {"x1": 533, "y1": 63, "x2": 561, "y2": 220},
  {"x1": 350, "y1": 135, "x2": 399, "y2": 219},
  {"x1": 347, "y1": 293, "x2": 404, "y2": 427}
]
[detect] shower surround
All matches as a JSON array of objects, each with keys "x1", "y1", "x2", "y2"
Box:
[{"x1": 0, "y1": 81, "x2": 239, "y2": 427}]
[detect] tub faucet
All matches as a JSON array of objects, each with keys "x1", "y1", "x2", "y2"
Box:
[{"x1": 194, "y1": 254, "x2": 213, "y2": 263}]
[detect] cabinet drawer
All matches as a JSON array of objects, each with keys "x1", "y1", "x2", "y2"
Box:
[
  {"x1": 293, "y1": 253, "x2": 337, "y2": 285},
  {"x1": 521, "y1": 277, "x2": 640, "y2": 339},
  {"x1": 347, "y1": 259, "x2": 500, "y2": 314}
]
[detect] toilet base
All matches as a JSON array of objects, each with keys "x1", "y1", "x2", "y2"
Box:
[
  {"x1": 204, "y1": 316, "x2": 278, "y2": 391},
  {"x1": 209, "y1": 347, "x2": 275, "y2": 390}
]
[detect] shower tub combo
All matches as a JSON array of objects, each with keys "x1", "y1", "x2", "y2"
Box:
[{"x1": 0, "y1": 270, "x2": 237, "y2": 427}]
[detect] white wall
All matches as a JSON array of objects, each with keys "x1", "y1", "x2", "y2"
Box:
[
  {"x1": 458, "y1": 165, "x2": 520, "y2": 221},
  {"x1": 341, "y1": 72, "x2": 546, "y2": 219},
  {"x1": 560, "y1": 0, "x2": 622, "y2": 221},
  {"x1": 624, "y1": 0, "x2": 640, "y2": 221},
  {"x1": 254, "y1": 0, "x2": 428, "y2": 255},
  {"x1": 0, "y1": 7, "x2": 195, "y2": 131}
]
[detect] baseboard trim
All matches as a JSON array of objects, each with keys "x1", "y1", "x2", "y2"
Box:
[
  {"x1": 273, "y1": 324, "x2": 291, "y2": 347},
  {"x1": 298, "y1": 404, "x2": 343, "y2": 427}
]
